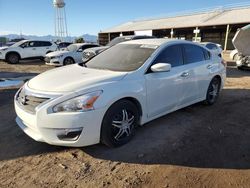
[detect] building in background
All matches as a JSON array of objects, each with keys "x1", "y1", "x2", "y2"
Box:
[{"x1": 99, "y1": 4, "x2": 250, "y2": 50}]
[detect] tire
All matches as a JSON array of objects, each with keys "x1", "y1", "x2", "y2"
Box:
[
  {"x1": 6, "y1": 53, "x2": 20, "y2": 64},
  {"x1": 63, "y1": 57, "x2": 75, "y2": 66},
  {"x1": 101, "y1": 100, "x2": 139, "y2": 147},
  {"x1": 204, "y1": 77, "x2": 221, "y2": 105}
]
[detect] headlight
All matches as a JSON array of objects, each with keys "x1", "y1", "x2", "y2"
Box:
[{"x1": 53, "y1": 91, "x2": 102, "y2": 113}]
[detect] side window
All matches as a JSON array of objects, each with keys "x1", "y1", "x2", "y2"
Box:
[
  {"x1": 153, "y1": 45, "x2": 183, "y2": 67},
  {"x1": 28, "y1": 41, "x2": 35, "y2": 47},
  {"x1": 44, "y1": 42, "x2": 52, "y2": 46},
  {"x1": 203, "y1": 49, "x2": 211, "y2": 60},
  {"x1": 183, "y1": 44, "x2": 205, "y2": 64},
  {"x1": 33, "y1": 41, "x2": 42, "y2": 47}
]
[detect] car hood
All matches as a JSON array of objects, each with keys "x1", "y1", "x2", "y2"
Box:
[
  {"x1": 46, "y1": 50, "x2": 70, "y2": 57},
  {"x1": 0, "y1": 47, "x2": 8, "y2": 51},
  {"x1": 27, "y1": 64, "x2": 127, "y2": 92},
  {"x1": 232, "y1": 24, "x2": 250, "y2": 56}
]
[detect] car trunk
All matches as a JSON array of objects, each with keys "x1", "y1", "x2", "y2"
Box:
[{"x1": 232, "y1": 24, "x2": 250, "y2": 56}]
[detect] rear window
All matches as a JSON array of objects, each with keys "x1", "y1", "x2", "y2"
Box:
[
  {"x1": 206, "y1": 43, "x2": 217, "y2": 50},
  {"x1": 183, "y1": 44, "x2": 205, "y2": 64}
]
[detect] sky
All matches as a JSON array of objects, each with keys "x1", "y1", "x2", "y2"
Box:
[{"x1": 0, "y1": 0, "x2": 249, "y2": 36}]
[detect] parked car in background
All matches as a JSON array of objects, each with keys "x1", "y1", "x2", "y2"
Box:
[
  {"x1": 14, "y1": 39, "x2": 226, "y2": 147},
  {"x1": 82, "y1": 35, "x2": 156, "y2": 61},
  {"x1": 45, "y1": 43, "x2": 99, "y2": 66},
  {"x1": 231, "y1": 24, "x2": 250, "y2": 69},
  {"x1": 230, "y1": 49, "x2": 240, "y2": 61},
  {"x1": 0, "y1": 40, "x2": 57, "y2": 64},
  {"x1": 57, "y1": 42, "x2": 72, "y2": 50},
  {"x1": 200, "y1": 42, "x2": 223, "y2": 56}
]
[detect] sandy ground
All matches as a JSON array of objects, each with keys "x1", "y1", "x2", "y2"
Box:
[{"x1": 1, "y1": 55, "x2": 250, "y2": 188}]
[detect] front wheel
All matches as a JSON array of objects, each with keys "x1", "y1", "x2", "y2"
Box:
[
  {"x1": 6, "y1": 53, "x2": 20, "y2": 64},
  {"x1": 101, "y1": 100, "x2": 139, "y2": 147},
  {"x1": 204, "y1": 77, "x2": 221, "y2": 105},
  {"x1": 63, "y1": 57, "x2": 75, "y2": 66}
]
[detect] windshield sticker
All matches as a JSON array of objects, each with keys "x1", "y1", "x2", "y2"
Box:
[{"x1": 140, "y1": 44, "x2": 158, "y2": 49}]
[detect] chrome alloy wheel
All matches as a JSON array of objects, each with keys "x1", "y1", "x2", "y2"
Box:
[
  {"x1": 112, "y1": 109, "x2": 135, "y2": 141},
  {"x1": 208, "y1": 80, "x2": 220, "y2": 103}
]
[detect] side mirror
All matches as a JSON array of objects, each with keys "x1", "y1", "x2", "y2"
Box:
[{"x1": 151, "y1": 63, "x2": 171, "y2": 72}]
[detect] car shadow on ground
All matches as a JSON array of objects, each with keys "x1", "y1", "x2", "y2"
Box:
[
  {"x1": 1, "y1": 88, "x2": 250, "y2": 170},
  {"x1": 18, "y1": 59, "x2": 45, "y2": 65},
  {"x1": 83, "y1": 88, "x2": 250, "y2": 169}
]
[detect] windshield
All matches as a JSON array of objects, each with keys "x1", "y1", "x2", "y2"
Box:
[
  {"x1": 66, "y1": 44, "x2": 78, "y2": 51},
  {"x1": 11, "y1": 40, "x2": 27, "y2": 47},
  {"x1": 86, "y1": 44, "x2": 158, "y2": 72},
  {"x1": 107, "y1": 37, "x2": 132, "y2": 47}
]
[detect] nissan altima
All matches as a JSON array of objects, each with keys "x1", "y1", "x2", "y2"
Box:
[{"x1": 14, "y1": 39, "x2": 226, "y2": 147}]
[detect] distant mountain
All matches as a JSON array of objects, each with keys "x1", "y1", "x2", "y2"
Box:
[{"x1": 0, "y1": 34, "x2": 98, "y2": 43}]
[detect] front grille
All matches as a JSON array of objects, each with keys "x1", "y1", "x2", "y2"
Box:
[
  {"x1": 16, "y1": 89, "x2": 50, "y2": 113},
  {"x1": 83, "y1": 51, "x2": 96, "y2": 60}
]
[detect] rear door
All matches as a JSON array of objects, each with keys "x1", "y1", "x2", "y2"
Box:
[
  {"x1": 35, "y1": 41, "x2": 52, "y2": 56},
  {"x1": 181, "y1": 44, "x2": 212, "y2": 104}
]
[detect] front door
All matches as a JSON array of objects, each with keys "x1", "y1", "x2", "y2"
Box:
[{"x1": 145, "y1": 44, "x2": 185, "y2": 118}]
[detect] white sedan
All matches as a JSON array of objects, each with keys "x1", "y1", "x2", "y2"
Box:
[
  {"x1": 45, "y1": 43, "x2": 99, "y2": 66},
  {"x1": 14, "y1": 39, "x2": 226, "y2": 147}
]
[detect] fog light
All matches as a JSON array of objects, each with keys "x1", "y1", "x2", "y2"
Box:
[{"x1": 56, "y1": 128, "x2": 83, "y2": 141}]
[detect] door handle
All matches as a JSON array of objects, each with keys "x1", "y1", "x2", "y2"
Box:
[
  {"x1": 207, "y1": 65, "x2": 212, "y2": 69},
  {"x1": 32, "y1": 48, "x2": 36, "y2": 50},
  {"x1": 181, "y1": 72, "x2": 189, "y2": 77}
]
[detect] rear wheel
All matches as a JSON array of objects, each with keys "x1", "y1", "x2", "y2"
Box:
[
  {"x1": 63, "y1": 57, "x2": 75, "y2": 66},
  {"x1": 6, "y1": 53, "x2": 20, "y2": 64},
  {"x1": 204, "y1": 77, "x2": 221, "y2": 105},
  {"x1": 101, "y1": 100, "x2": 139, "y2": 147}
]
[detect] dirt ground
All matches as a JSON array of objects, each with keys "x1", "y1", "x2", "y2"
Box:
[{"x1": 1, "y1": 54, "x2": 250, "y2": 188}]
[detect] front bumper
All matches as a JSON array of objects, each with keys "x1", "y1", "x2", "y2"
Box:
[
  {"x1": 0, "y1": 52, "x2": 5, "y2": 60},
  {"x1": 45, "y1": 57, "x2": 63, "y2": 66},
  {"x1": 14, "y1": 95, "x2": 106, "y2": 147}
]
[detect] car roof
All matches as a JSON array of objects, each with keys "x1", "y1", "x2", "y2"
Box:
[
  {"x1": 71, "y1": 43, "x2": 98, "y2": 47},
  {"x1": 120, "y1": 38, "x2": 196, "y2": 46}
]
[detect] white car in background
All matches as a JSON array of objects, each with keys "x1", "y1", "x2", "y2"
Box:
[
  {"x1": 14, "y1": 39, "x2": 226, "y2": 147},
  {"x1": 231, "y1": 24, "x2": 250, "y2": 69},
  {"x1": 0, "y1": 40, "x2": 57, "y2": 64},
  {"x1": 200, "y1": 42, "x2": 223, "y2": 56},
  {"x1": 45, "y1": 43, "x2": 99, "y2": 66}
]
